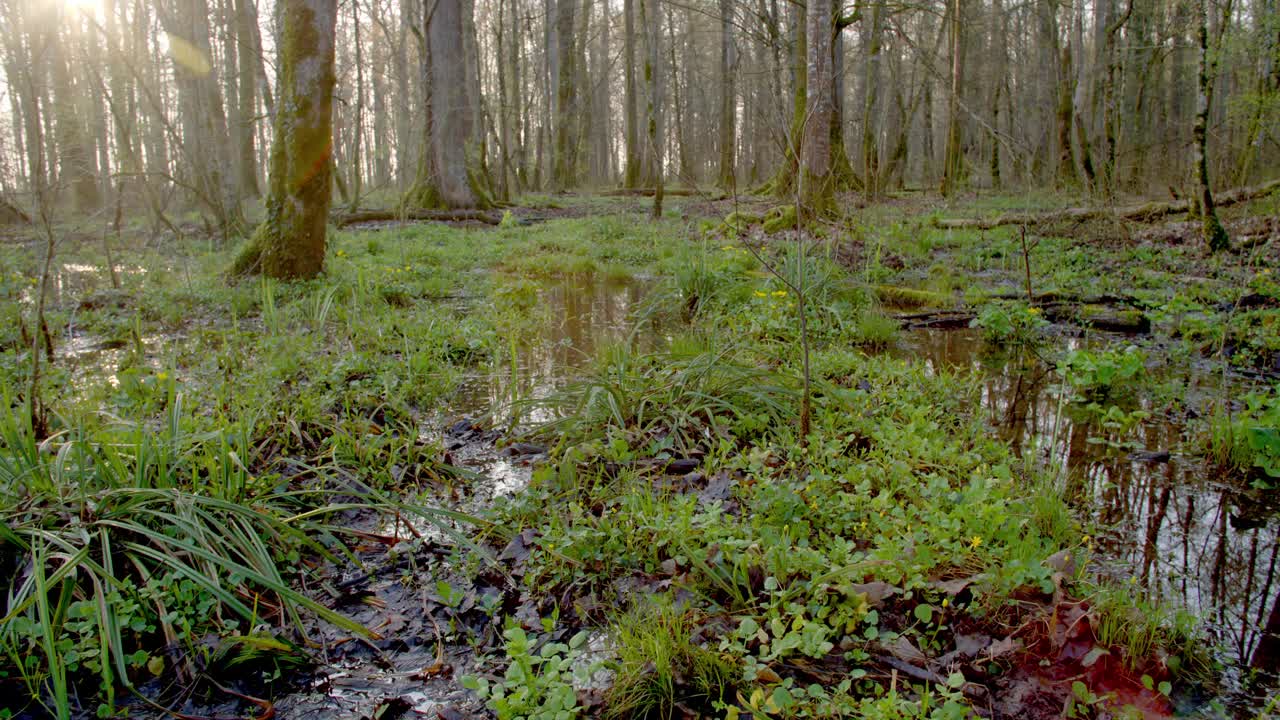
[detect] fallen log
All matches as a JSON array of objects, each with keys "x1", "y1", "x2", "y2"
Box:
[
  {"x1": 892, "y1": 310, "x2": 977, "y2": 329},
  {"x1": 1045, "y1": 304, "x2": 1151, "y2": 333},
  {"x1": 333, "y1": 208, "x2": 502, "y2": 228},
  {"x1": 599, "y1": 187, "x2": 706, "y2": 197},
  {"x1": 932, "y1": 178, "x2": 1280, "y2": 230}
]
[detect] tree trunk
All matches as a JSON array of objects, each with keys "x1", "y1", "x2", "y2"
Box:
[
  {"x1": 233, "y1": 0, "x2": 338, "y2": 279},
  {"x1": 234, "y1": 0, "x2": 260, "y2": 196},
  {"x1": 51, "y1": 17, "x2": 100, "y2": 212},
  {"x1": 638, "y1": 0, "x2": 663, "y2": 217},
  {"x1": 406, "y1": 0, "x2": 492, "y2": 209},
  {"x1": 349, "y1": 0, "x2": 364, "y2": 211},
  {"x1": 940, "y1": 0, "x2": 964, "y2": 196},
  {"x1": 164, "y1": 0, "x2": 242, "y2": 235},
  {"x1": 623, "y1": 0, "x2": 641, "y2": 188},
  {"x1": 1193, "y1": 0, "x2": 1229, "y2": 251},
  {"x1": 552, "y1": 0, "x2": 578, "y2": 189},
  {"x1": 800, "y1": 0, "x2": 833, "y2": 215},
  {"x1": 988, "y1": 0, "x2": 1008, "y2": 189},
  {"x1": 1070, "y1": 0, "x2": 1096, "y2": 191},
  {"x1": 717, "y1": 0, "x2": 736, "y2": 190}
]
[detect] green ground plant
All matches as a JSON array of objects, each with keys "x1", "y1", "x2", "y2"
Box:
[
  {"x1": 3, "y1": 192, "x2": 1263, "y2": 717},
  {"x1": 971, "y1": 300, "x2": 1049, "y2": 345}
]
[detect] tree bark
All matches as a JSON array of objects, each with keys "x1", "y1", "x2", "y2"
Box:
[
  {"x1": 940, "y1": 0, "x2": 964, "y2": 196},
  {"x1": 1193, "y1": 0, "x2": 1229, "y2": 251},
  {"x1": 799, "y1": 0, "x2": 833, "y2": 215},
  {"x1": 232, "y1": 0, "x2": 338, "y2": 279},
  {"x1": 717, "y1": 0, "x2": 736, "y2": 190},
  {"x1": 406, "y1": 0, "x2": 492, "y2": 209}
]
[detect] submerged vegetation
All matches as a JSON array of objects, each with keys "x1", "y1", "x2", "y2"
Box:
[{"x1": 1, "y1": 190, "x2": 1278, "y2": 718}]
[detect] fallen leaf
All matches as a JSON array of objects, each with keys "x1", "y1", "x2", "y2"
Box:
[{"x1": 984, "y1": 636, "x2": 1022, "y2": 660}]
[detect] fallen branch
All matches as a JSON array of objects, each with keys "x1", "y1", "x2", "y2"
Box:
[
  {"x1": 932, "y1": 178, "x2": 1280, "y2": 230},
  {"x1": 332, "y1": 208, "x2": 501, "y2": 228}
]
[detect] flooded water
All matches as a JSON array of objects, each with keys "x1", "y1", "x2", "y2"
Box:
[
  {"x1": 452, "y1": 274, "x2": 659, "y2": 421},
  {"x1": 900, "y1": 328, "x2": 1278, "y2": 678},
  {"x1": 21, "y1": 261, "x2": 146, "y2": 305}
]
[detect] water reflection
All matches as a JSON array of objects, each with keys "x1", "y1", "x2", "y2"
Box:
[
  {"x1": 899, "y1": 328, "x2": 1278, "y2": 673},
  {"x1": 22, "y1": 262, "x2": 145, "y2": 305},
  {"x1": 453, "y1": 274, "x2": 660, "y2": 421}
]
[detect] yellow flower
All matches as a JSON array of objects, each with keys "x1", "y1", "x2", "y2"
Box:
[
  {"x1": 1028, "y1": 307, "x2": 1041, "y2": 314},
  {"x1": 721, "y1": 245, "x2": 736, "y2": 251},
  {"x1": 156, "y1": 371, "x2": 169, "y2": 381},
  {"x1": 969, "y1": 536, "x2": 982, "y2": 549},
  {"x1": 335, "y1": 249, "x2": 347, "y2": 258},
  {"x1": 772, "y1": 289, "x2": 787, "y2": 297},
  {"x1": 753, "y1": 290, "x2": 768, "y2": 298},
  {"x1": 941, "y1": 598, "x2": 949, "y2": 608}
]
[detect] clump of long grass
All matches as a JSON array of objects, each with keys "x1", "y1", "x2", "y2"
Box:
[
  {"x1": 0, "y1": 399, "x2": 464, "y2": 717},
  {"x1": 605, "y1": 595, "x2": 737, "y2": 719},
  {"x1": 526, "y1": 340, "x2": 796, "y2": 454}
]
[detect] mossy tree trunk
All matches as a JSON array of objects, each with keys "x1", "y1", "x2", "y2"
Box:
[
  {"x1": 1193, "y1": 0, "x2": 1229, "y2": 251},
  {"x1": 759, "y1": 3, "x2": 805, "y2": 198},
  {"x1": 233, "y1": 0, "x2": 337, "y2": 279}
]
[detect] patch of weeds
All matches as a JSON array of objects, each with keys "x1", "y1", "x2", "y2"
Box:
[
  {"x1": 0, "y1": 406, "x2": 434, "y2": 715},
  {"x1": 531, "y1": 343, "x2": 795, "y2": 455},
  {"x1": 853, "y1": 310, "x2": 899, "y2": 347},
  {"x1": 971, "y1": 301, "x2": 1048, "y2": 345},
  {"x1": 463, "y1": 620, "x2": 600, "y2": 720},
  {"x1": 1204, "y1": 385, "x2": 1280, "y2": 481},
  {"x1": 1058, "y1": 346, "x2": 1147, "y2": 401},
  {"x1": 605, "y1": 595, "x2": 737, "y2": 718},
  {"x1": 1090, "y1": 585, "x2": 1214, "y2": 681}
]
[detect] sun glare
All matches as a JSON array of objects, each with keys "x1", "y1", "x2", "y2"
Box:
[{"x1": 62, "y1": 0, "x2": 106, "y2": 19}]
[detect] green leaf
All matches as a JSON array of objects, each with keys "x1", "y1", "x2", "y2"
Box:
[{"x1": 913, "y1": 604, "x2": 933, "y2": 624}]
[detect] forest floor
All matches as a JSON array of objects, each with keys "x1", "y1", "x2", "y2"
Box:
[{"x1": 1, "y1": 188, "x2": 1278, "y2": 719}]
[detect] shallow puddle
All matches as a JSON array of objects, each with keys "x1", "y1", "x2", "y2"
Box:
[{"x1": 451, "y1": 274, "x2": 659, "y2": 420}]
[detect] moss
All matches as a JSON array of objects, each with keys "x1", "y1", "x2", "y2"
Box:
[
  {"x1": 229, "y1": 224, "x2": 268, "y2": 277},
  {"x1": 1203, "y1": 213, "x2": 1230, "y2": 252},
  {"x1": 874, "y1": 285, "x2": 953, "y2": 308},
  {"x1": 762, "y1": 205, "x2": 797, "y2": 234},
  {"x1": 1076, "y1": 304, "x2": 1151, "y2": 333}
]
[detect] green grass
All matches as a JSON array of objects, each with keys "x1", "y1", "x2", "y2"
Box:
[
  {"x1": 606, "y1": 595, "x2": 737, "y2": 719},
  {"x1": 5, "y1": 192, "x2": 1262, "y2": 716}
]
